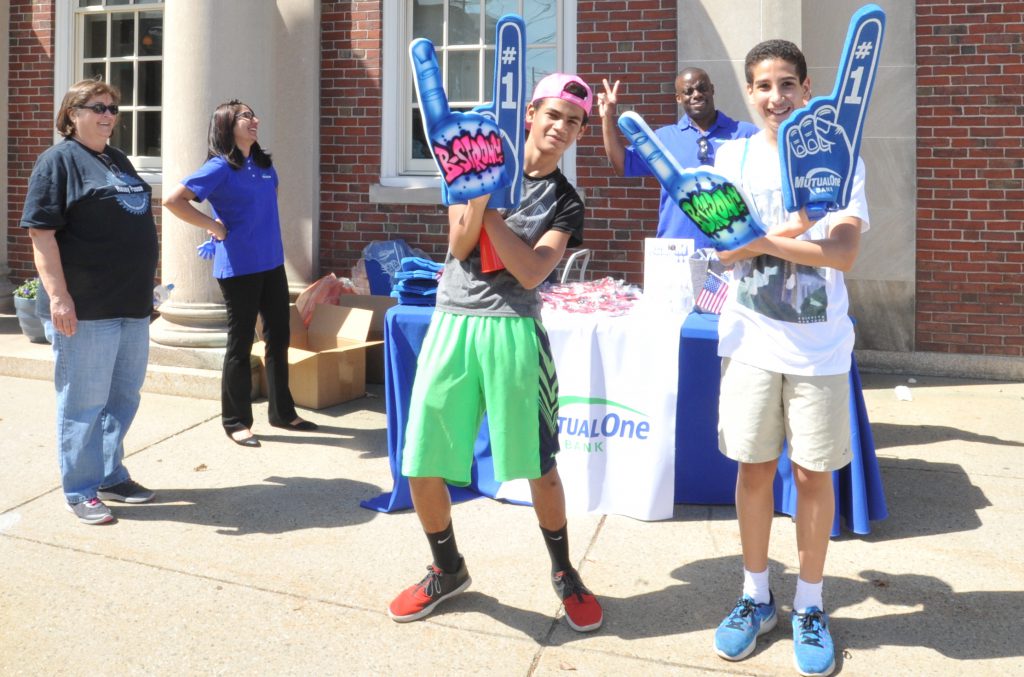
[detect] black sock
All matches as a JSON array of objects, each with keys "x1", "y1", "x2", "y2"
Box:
[
  {"x1": 540, "y1": 523, "x2": 572, "y2": 574},
  {"x1": 425, "y1": 521, "x2": 461, "y2": 574}
]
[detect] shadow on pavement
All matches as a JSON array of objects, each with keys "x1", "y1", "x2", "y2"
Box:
[
  {"x1": 832, "y1": 569, "x2": 1024, "y2": 661},
  {"x1": 252, "y1": 425, "x2": 388, "y2": 459},
  {"x1": 863, "y1": 458, "x2": 989, "y2": 542},
  {"x1": 870, "y1": 421, "x2": 1024, "y2": 450},
  {"x1": 113, "y1": 475, "x2": 382, "y2": 535}
]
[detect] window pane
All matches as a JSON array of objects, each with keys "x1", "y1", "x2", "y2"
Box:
[
  {"x1": 524, "y1": 0, "x2": 556, "y2": 43},
  {"x1": 485, "y1": 0, "x2": 517, "y2": 37},
  {"x1": 107, "y1": 0, "x2": 132, "y2": 5},
  {"x1": 412, "y1": 0, "x2": 443, "y2": 44},
  {"x1": 139, "y1": 12, "x2": 162, "y2": 56},
  {"x1": 111, "y1": 62, "x2": 134, "y2": 104},
  {"x1": 526, "y1": 47, "x2": 556, "y2": 93},
  {"x1": 79, "y1": 0, "x2": 102, "y2": 7},
  {"x1": 111, "y1": 113, "x2": 134, "y2": 155},
  {"x1": 138, "y1": 111, "x2": 161, "y2": 157},
  {"x1": 450, "y1": 0, "x2": 481, "y2": 46},
  {"x1": 83, "y1": 15, "x2": 107, "y2": 59},
  {"x1": 83, "y1": 62, "x2": 106, "y2": 82},
  {"x1": 448, "y1": 50, "x2": 479, "y2": 102},
  {"x1": 411, "y1": 109, "x2": 431, "y2": 160},
  {"x1": 138, "y1": 61, "x2": 160, "y2": 106},
  {"x1": 484, "y1": 48, "x2": 494, "y2": 100},
  {"x1": 111, "y1": 12, "x2": 135, "y2": 57}
]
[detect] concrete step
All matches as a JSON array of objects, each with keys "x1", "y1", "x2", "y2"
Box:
[{"x1": 0, "y1": 313, "x2": 222, "y2": 400}]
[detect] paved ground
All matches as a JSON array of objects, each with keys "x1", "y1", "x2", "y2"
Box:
[{"x1": 1, "y1": 313, "x2": 1022, "y2": 676}]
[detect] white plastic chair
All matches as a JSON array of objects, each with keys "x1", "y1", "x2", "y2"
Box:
[{"x1": 560, "y1": 248, "x2": 592, "y2": 283}]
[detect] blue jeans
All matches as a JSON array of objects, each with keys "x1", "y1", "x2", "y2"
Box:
[{"x1": 43, "y1": 316, "x2": 149, "y2": 504}]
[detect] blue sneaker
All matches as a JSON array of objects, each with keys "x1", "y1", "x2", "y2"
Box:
[
  {"x1": 714, "y1": 592, "x2": 777, "y2": 661},
  {"x1": 792, "y1": 607, "x2": 835, "y2": 676}
]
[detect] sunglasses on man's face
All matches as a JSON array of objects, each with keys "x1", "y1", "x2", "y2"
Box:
[
  {"x1": 678, "y1": 84, "x2": 711, "y2": 97},
  {"x1": 76, "y1": 103, "x2": 119, "y2": 116},
  {"x1": 697, "y1": 137, "x2": 711, "y2": 164}
]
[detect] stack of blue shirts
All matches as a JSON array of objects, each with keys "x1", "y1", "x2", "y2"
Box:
[{"x1": 391, "y1": 256, "x2": 444, "y2": 306}]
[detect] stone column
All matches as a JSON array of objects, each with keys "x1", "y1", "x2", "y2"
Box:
[
  {"x1": 151, "y1": 0, "x2": 318, "y2": 347},
  {"x1": 0, "y1": 0, "x2": 14, "y2": 312}
]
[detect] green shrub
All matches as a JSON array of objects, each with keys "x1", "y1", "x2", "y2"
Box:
[{"x1": 14, "y1": 277, "x2": 40, "y2": 300}]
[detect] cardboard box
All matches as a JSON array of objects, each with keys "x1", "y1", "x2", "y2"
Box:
[
  {"x1": 332, "y1": 295, "x2": 398, "y2": 384},
  {"x1": 253, "y1": 304, "x2": 382, "y2": 409}
]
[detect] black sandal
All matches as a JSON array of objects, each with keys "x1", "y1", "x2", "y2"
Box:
[{"x1": 225, "y1": 427, "x2": 261, "y2": 447}]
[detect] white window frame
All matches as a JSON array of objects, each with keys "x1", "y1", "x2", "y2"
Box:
[
  {"x1": 55, "y1": 1, "x2": 164, "y2": 185},
  {"x1": 376, "y1": 0, "x2": 578, "y2": 202}
]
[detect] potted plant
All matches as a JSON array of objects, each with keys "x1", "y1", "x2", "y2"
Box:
[{"x1": 13, "y1": 277, "x2": 49, "y2": 344}]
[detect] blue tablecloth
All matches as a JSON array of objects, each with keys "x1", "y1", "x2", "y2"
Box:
[{"x1": 362, "y1": 305, "x2": 888, "y2": 535}]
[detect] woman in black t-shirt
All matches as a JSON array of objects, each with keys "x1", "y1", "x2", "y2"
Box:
[{"x1": 20, "y1": 78, "x2": 159, "y2": 525}]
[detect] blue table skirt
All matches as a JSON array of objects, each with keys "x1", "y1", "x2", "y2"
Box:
[{"x1": 362, "y1": 306, "x2": 888, "y2": 536}]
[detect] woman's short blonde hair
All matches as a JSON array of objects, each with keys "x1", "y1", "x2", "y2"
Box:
[{"x1": 55, "y1": 78, "x2": 121, "y2": 138}]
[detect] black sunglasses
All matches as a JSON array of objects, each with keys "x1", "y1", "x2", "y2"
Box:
[
  {"x1": 76, "y1": 103, "x2": 119, "y2": 115},
  {"x1": 697, "y1": 137, "x2": 712, "y2": 164},
  {"x1": 678, "y1": 83, "x2": 711, "y2": 97}
]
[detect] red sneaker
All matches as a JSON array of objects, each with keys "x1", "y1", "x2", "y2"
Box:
[
  {"x1": 553, "y1": 568, "x2": 603, "y2": 632},
  {"x1": 388, "y1": 559, "x2": 471, "y2": 623}
]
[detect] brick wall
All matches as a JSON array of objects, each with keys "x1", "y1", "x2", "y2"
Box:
[
  {"x1": 916, "y1": 0, "x2": 1024, "y2": 356},
  {"x1": 320, "y1": 1, "x2": 450, "y2": 280},
  {"x1": 318, "y1": 0, "x2": 674, "y2": 284},
  {"x1": 575, "y1": 0, "x2": 677, "y2": 281},
  {"x1": 7, "y1": 0, "x2": 54, "y2": 286}
]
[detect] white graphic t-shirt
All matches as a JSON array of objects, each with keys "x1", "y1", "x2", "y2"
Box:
[{"x1": 713, "y1": 132, "x2": 870, "y2": 375}]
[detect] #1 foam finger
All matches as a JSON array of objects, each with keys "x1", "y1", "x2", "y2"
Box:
[
  {"x1": 780, "y1": 3, "x2": 885, "y2": 219},
  {"x1": 480, "y1": 14, "x2": 526, "y2": 210}
]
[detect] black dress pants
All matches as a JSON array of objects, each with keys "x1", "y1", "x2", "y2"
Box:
[{"x1": 217, "y1": 265, "x2": 297, "y2": 431}]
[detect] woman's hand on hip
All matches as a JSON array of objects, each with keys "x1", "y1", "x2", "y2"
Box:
[{"x1": 207, "y1": 219, "x2": 228, "y2": 241}]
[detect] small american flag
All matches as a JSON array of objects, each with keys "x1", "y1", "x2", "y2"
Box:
[{"x1": 696, "y1": 271, "x2": 730, "y2": 314}]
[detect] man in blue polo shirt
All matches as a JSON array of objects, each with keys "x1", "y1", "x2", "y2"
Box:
[{"x1": 599, "y1": 68, "x2": 758, "y2": 248}]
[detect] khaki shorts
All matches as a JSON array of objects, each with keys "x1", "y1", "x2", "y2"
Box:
[{"x1": 718, "y1": 358, "x2": 852, "y2": 472}]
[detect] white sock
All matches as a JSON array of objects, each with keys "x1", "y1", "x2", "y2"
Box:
[
  {"x1": 742, "y1": 567, "x2": 771, "y2": 605},
  {"x1": 793, "y1": 577, "x2": 824, "y2": 614}
]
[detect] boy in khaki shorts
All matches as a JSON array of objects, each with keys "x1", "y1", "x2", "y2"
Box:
[
  {"x1": 710, "y1": 40, "x2": 869, "y2": 677},
  {"x1": 388, "y1": 73, "x2": 603, "y2": 633}
]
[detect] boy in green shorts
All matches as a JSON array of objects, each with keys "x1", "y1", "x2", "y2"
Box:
[
  {"x1": 388, "y1": 73, "x2": 603, "y2": 633},
  {"x1": 710, "y1": 40, "x2": 870, "y2": 676}
]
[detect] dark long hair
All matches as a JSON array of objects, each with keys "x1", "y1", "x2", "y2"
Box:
[{"x1": 207, "y1": 99, "x2": 272, "y2": 170}]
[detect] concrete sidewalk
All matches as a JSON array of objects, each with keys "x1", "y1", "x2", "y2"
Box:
[{"x1": 1, "y1": 314, "x2": 1022, "y2": 675}]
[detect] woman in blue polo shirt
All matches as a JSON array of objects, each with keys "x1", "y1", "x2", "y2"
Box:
[{"x1": 164, "y1": 99, "x2": 315, "y2": 447}]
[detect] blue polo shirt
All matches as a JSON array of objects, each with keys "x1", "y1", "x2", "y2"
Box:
[
  {"x1": 182, "y1": 155, "x2": 284, "y2": 279},
  {"x1": 623, "y1": 111, "x2": 758, "y2": 248}
]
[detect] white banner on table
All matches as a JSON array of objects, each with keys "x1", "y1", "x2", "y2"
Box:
[
  {"x1": 643, "y1": 238, "x2": 696, "y2": 315},
  {"x1": 496, "y1": 309, "x2": 682, "y2": 520}
]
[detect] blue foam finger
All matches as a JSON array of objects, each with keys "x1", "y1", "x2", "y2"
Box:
[
  {"x1": 780, "y1": 4, "x2": 885, "y2": 219},
  {"x1": 477, "y1": 15, "x2": 527, "y2": 210},
  {"x1": 618, "y1": 111, "x2": 766, "y2": 251},
  {"x1": 410, "y1": 37, "x2": 512, "y2": 205}
]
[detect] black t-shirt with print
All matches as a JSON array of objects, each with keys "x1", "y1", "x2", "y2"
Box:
[{"x1": 20, "y1": 138, "x2": 159, "y2": 320}]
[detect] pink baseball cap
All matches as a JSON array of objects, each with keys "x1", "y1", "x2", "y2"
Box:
[{"x1": 531, "y1": 73, "x2": 593, "y2": 117}]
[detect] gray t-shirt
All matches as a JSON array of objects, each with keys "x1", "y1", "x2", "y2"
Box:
[{"x1": 435, "y1": 169, "x2": 585, "y2": 318}]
